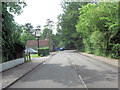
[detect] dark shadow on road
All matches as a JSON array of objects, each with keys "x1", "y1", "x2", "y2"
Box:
[
  {"x1": 9, "y1": 63, "x2": 118, "y2": 88},
  {"x1": 75, "y1": 65, "x2": 118, "y2": 84}
]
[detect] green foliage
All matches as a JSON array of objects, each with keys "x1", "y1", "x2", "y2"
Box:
[
  {"x1": 24, "y1": 23, "x2": 34, "y2": 35},
  {"x1": 58, "y1": 41, "x2": 65, "y2": 48},
  {"x1": 38, "y1": 48, "x2": 49, "y2": 56},
  {"x1": 51, "y1": 34, "x2": 59, "y2": 46},
  {"x1": 76, "y1": 2, "x2": 119, "y2": 59},
  {"x1": 3, "y1": 2, "x2": 27, "y2": 15},
  {"x1": 40, "y1": 19, "x2": 56, "y2": 51},
  {"x1": 56, "y1": 1, "x2": 119, "y2": 59},
  {"x1": 21, "y1": 32, "x2": 36, "y2": 44},
  {"x1": 44, "y1": 19, "x2": 54, "y2": 30},
  {"x1": 41, "y1": 28, "x2": 52, "y2": 38},
  {"x1": 40, "y1": 19, "x2": 54, "y2": 39},
  {"x1": 2, "y1": 2, "x2": 27, "y2": 62},
  {"x1": 20, "y1": 23, "x2": 40, "y2": 45},
  {"x1": 110, "y1": 44, "x2": 120, "y2": 59},
  {"x1": 57, "y1": 2, "x2": 88, "y2": 50}
]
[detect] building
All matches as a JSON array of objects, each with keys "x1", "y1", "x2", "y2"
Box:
[{"x1": 26, "y1": 38, "x2": 54, "y2": 51}]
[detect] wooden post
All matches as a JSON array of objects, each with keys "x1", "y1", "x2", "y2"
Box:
[
  {"x1": 24, "y1": 51, "x2": 26, "y2": 62},
  {"x1": 28, "y1": 52, "x2": 31, "y2": 61}
]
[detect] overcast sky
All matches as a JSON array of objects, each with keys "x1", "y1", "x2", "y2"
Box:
[{"x1": 14, "y1": 0, "x2": 63, "y2": 34}]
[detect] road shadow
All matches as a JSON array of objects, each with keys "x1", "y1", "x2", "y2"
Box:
[
  {"x1": 9, "y1": 62, "x2": 118, "y2": 88},
  {"x1": 75, "y1": 65, "x2": 118, "y2": 84}
]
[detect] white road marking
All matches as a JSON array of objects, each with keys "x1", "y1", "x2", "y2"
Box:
[{"x1": 67, "y1": 53, "x2": 88, "y2": 89}]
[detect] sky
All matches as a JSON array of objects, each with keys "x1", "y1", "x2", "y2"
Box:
[{"x1": 14, "y1": 0, "x2": 63, "y2": 34}]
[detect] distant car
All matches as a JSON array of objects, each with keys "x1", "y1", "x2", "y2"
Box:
[
  {"x1": 60, "y1": 47, "x2": 64, "y2": 51},
  {"x1": 55, "y1": 47, "x2": 59, "y2": 51},
  {"x1": 25, "y1": 48, "x2": 37, "y2": 54}
]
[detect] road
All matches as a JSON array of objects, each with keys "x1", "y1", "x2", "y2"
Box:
[{"x1": 9, "y1": 50, "x2": 118, "y2": 88}]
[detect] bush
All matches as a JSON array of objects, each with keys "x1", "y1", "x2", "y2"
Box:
[
  {"x1": 110, "y1": 44, "x2": 120, "y2": 59},
  {"x1": 38, "y1": 47, "x2": 49, "y2": 56},
  {"x1": 2, "y1": 41, "x2": 25, "y2": 63},
  {"x1": 75, "y1": 2, "x2": 119, "y2": 59}
]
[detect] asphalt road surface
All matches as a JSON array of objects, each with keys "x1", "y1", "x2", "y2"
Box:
[{"x1": 9, "y1": 50, "x2": 118, "y2": 88}]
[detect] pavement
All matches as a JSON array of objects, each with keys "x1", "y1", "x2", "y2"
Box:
[
  {"x1": 1, "y1": 50, "x2": 119, "y2": 89},
  {"x1": 1, "y1": 51, "x2": 57, "y2": 89},
  {"x1": 79, "y1": 52, "x2": 119, "y2": 67},
  {"x1": 7, "y1": 50, "x2": 118, "y2": 88}
]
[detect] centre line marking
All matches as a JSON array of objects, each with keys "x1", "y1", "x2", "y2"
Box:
[{"x1": 67, "y1": 53, "x2": 88, "y2": 89}]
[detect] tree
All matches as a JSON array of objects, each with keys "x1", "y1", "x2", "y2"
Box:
[
  {"x1": 56, "y1": 1, "x2": 119, "y2": 59},
  {"x1": 24, "y1": 23, "x2": 34, "y2": 35},
  {"x1": 44, "y1": 19, "x2": 54, "y2": 30},
  {"x1": 41, "y1": 28, "x2": 52, "y2": 38},
  {"x1": 76, "y1": 2, "x2": 119, "y2": 59},
  {"x1": 2, "y1": 2, "x2": 27, "y2": 62},
  {"x1": 20, "y1": 23, "x2": 37, "y2": 44},
  {"x1": 41, "y1": 19, "x2": 54, "y2": 38},
  {"x1": 36, "y1": 25, "x2": 41, "y2": 29},
  {"x1": 21, "y1": 33, "x2": 36, "y2": 45},
  {"x1": 56, "y1": 1, "x2": 88, "y2": 49}
]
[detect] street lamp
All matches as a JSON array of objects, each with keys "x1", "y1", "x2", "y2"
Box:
[{"x1": 35, "y1": 29, "x2": 41, "y2": 48}]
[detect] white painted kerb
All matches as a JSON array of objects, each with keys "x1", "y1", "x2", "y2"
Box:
[{"x1": 0, "y1": 58, "x2": 24, "y2": 72}]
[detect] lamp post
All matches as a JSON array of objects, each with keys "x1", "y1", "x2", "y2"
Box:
[{"x1": 35, "y1": 29, "x2": 41, "y2": 48}]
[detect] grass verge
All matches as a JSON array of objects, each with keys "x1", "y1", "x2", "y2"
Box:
[{"x1": 30, "y1": 54, "x2": 40, "y2": 57}]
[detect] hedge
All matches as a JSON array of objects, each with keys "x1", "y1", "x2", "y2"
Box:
[{"x1": 38, "y1": 47, "x2": 49, "y2": 56}]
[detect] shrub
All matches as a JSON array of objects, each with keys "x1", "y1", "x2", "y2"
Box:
[
  {"x1": 38, "y1": 47, "x2": 49, "y2": 56},
  {"x1": 110, "y1": 44, "x2": 120, "y2": 59},
  {"x1": 76, "y1": 2, "x2": 119, "y2": 59}
]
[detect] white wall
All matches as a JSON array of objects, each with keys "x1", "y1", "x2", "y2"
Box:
[{"x1": 0, "y1": 58, "x2": 24, "y2": 72}]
